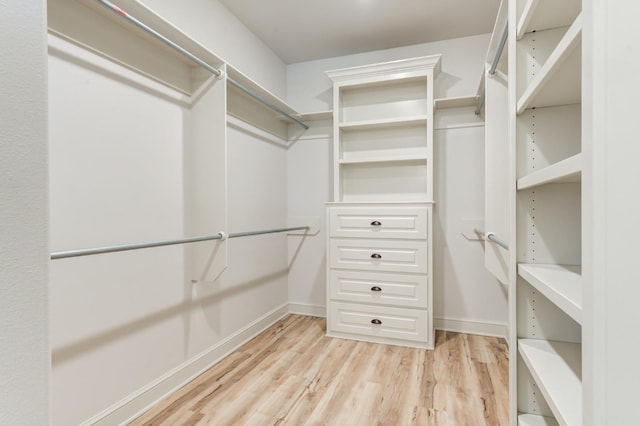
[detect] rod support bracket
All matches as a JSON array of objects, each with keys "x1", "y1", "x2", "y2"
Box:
[
  {"x1": 217, "y1": 231, "x2": 227, "y2": 241},
  {"x1": 484, "y1": 231, "x2": 496, "y2": 242}
]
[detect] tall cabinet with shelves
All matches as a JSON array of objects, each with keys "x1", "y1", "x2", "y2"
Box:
[
  {"x1": 325, "y1": 56, "x2": 441, "y2": 350},
  {"x1": 509, "y1": 0, "x2": 584, "y2": 424}
]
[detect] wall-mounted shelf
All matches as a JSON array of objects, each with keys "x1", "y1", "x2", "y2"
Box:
[
  {"x1": 226, "y1": 64, "x2": 305, "y2": 139},
  {"x1": 297, "y1": 110, "x2": 333, "y2": 121},
  {"x1": 518, "y1": 264, "x2": 582, "y2": 324},
  {"x1": 516, "y1": 14, "x2": 582, "y2": 114},
  {"x1": 227, "y1": 65, "x2": 300, "y2": 122},
  {"x1": 434, "y1": 96, "x2": 477, "y2": 109},
  {"x1": 48, "y1": 0, "x2": 225, "y2": 96},
  {"x1": 517, "y1": 153, "x2": 582, "y2": 190},
  {"x1": 518, "y1": 339, "x2": 582, "y2": 426}
]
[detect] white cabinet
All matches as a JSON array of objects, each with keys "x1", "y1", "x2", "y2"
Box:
[{"x1": 325, "y1": 56, "x2": 440, "y2": 349}]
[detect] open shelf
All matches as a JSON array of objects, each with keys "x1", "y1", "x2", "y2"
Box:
[
  {"x1": 516, "y1": 0, "x2": 582, "y2": 40},
  {"x1": 518, "y1": 264, "x2": 582, "y2": 324},
  {"x1": 339, "y1": 155, "x2": 427, "y2": 165},
  {"x1": 518, "y1": 339, "x2": 582, "y2": 426},
  {"x1": 227, "y1": 64, "x2": 300, "y2": 121},
  {"x1": 339, "y1": 115, "x2": 427, "y2": 131},
  {"x1": 434, "y1": 96, "x2": 477, "y2": 109},
  {"x1": 518, "y1": 414, "x2": 560, "y2": 426},
  {"x1": 516, "y1": 14, "x2": 582, "y2": 114},
  {"x1": 298, "y1": 110, "x2": 333, "y2": 121},
  {"x1": 48, "y1": 0, "x2": 225, "y2": 96},
  {"x1": 517, "y1": 153, "x2": 582, "y2": 190}
]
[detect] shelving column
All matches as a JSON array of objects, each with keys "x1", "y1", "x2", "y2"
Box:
[
  {"x1": 325, "y1": 55, "x2": 441, "y2": 350},
  {"x1": 509, "y1": 0, "x2": 584, "y2": 424}
]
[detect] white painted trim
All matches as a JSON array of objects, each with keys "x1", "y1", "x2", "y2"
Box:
[
  {"x1": 83, "y1": 303, "x2": 289, "y2": 426},
  {"x1": 434, "y1": 317, "x2": 508, "y2": 341},
  {"x1": 288, "y1": 303, "x2": 326, "y2": 318},
  {"x1": 326, "y1": 55, "x2": 442, "y2": 83}
]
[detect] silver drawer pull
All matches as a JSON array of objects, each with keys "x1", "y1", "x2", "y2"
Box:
[
  {"x1": 370, "y1": 220, "x2": 382, "y2": 226},
  {"x1": 371, "y1": 319, "x2": 382, "y2": 325},
  {"x1": 370, "y1": 286, "x2": 382, "y2": 292},
  {"x1": 370, "y1": 253, "x2": 382, "y2": 259}
]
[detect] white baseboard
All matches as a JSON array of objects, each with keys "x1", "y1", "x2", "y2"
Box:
[
  {"x1": 83, "y1": 303, "x2": 289, "y2": 426},
  {"x1": 434, "y1": 317, "x2": 508, "y2": 341},
  {"x1": 288, "y1": 302, "x2": 326, "y2": 318}
]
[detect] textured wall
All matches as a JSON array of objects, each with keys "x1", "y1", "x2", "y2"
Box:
[{"x1": 0, "y1": 0, "x2": 50, "y2": 424}]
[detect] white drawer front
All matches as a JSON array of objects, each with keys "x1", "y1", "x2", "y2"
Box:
[
  {"x1": 329, "y1": 270, "x2": 428, "y2": 307},
  {"x1": 328, "y1": 302, "x2": 428, "y2": 343},
  {"x1": 329, "y1": 239, "x2": 428, "y2": 273},
  {"x1": 329, "y1": 206, "x2": 428, "y2": 239}
]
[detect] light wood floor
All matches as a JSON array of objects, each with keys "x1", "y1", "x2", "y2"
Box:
[{"x1": 131, "y1": 315, "x2": 509, "y2": 425}]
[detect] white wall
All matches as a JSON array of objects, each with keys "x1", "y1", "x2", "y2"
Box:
[
  {"x1": 286, "y1": 34, "x2": 508, "y2": 332},
  {"x1": 0, "y1": 1, "x2": 50, "y2": 424},
  {"x1": 142, "y1": 0, "x2": 288, "y2": 99},
  {"x1": 286, "y1": 34, "x2": 490, "y2": 112}
]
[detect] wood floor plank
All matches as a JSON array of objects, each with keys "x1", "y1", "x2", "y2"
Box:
[{"x1": 130, "y1": 315, "x2": 509, "y2": 426}]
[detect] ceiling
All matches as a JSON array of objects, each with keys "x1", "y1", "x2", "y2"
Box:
[{"x1": 218, "y1": 0, "x2": 501, "y2": 64}]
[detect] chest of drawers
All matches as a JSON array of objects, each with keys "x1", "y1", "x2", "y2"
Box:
[{"x1": 326, "y1": 203, "x2": 433, "y2": 349}]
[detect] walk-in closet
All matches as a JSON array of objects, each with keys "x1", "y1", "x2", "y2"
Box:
[{"x1": 2, "y1": 0, "x2": 639, "y2": 424}]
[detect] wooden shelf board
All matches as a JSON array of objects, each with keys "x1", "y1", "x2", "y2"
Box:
[
  {"x1": 517, "y1": 14, "x2": 582, "y2": 114},
  {"x1": 297, "y1": 110, "x2": 333, "y2": 121},
  {"x1": 518, "y1": 264, "x2": 582, "y2": 324},
  {"x1": 339, "y1": 155, "x2": 428, "y2": 165},
  {"x1": 434, "y1": 96, "x2": 477, "y2": 109},
  {"x1": 518, "y1": 414, "x2": 559, "y2": 426},
  {"x1": 227, "y1": 65, "x2": 299, "y2": 118},
  {"x1": 70, "y1": 0, "x2": 225, "y2": 69},
  {"x1": 339, "y1": 115, "x2": 428, "y2": 131},
  {"x1": 517, "y1": 0, "x2": 582, "y2": 39},
  {"x1": 517, "y1": 153, "x2": 582, "y2": 190},
  {"x1": 518, "y1": 339, "x2": 582, "y2": 426}
]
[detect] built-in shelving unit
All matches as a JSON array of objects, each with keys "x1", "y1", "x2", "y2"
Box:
[
  {"x1": 516, "y1": 15, "x2": 582, "y2": 114},
  {"x1": 511, "y1": 0, "x2": 585, "y2": 424},
  {"x1": 47, "y1": 0, "x2": 314, "y2": 284},
  {"x1": 325, "y1": 56, "x2": 440, "y2": 349}
]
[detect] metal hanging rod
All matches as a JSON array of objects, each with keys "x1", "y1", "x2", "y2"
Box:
[
  {"x1": 475, "y1": 24, "x2": 509, "y2": 115},
  {"x1": 51, "y1": 226, "x2": 310, "y2": 260},
  {"x1": 474, "y1": 228, "x2": 509, "y2": 250},
  {"x1": 474, "y1": 91, "x2": 486, "y2": 116},
  {"x1": 94, "y1": 0, "x2": 308, "y2": 130}
]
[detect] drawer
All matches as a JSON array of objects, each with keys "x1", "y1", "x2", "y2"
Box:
[
  {"x1": 328, "y1": 206, "x2": 428, "y2": 239},
  {"x1": 329, "y1": 270, "x2": 428, "y2": 307},
  {"x1": 329, "y1": 239, "x2": 428, "y2": 273},
  {"x1": 328, "y1": 302, "x2": 428, "y2": 343}
]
